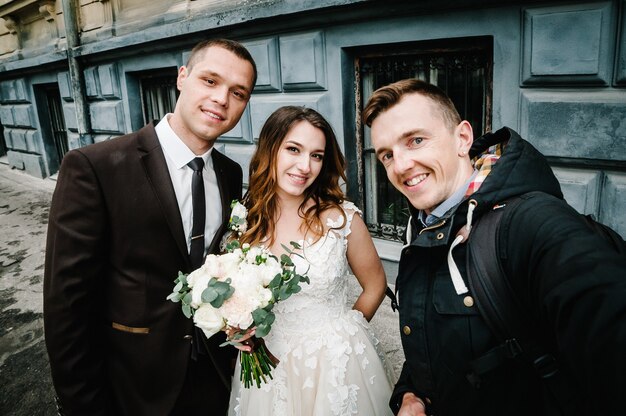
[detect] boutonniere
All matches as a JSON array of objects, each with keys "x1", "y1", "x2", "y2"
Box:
[{"x1": 229, "y1": 200, "x2": 248, "y2": 236}]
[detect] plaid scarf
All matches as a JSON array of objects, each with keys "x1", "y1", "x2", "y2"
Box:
[{"x1": 465, "y1": 143, "x2": 503, "y2": 198}]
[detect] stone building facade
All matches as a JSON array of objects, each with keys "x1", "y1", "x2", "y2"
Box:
[{"x1": 0, "y1": 0, "x2": 624, "y2": 263}]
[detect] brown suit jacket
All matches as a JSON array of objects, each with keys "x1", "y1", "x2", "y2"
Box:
[{"x1": 44, "y1": 123, "x2": 242, "y2": 415}]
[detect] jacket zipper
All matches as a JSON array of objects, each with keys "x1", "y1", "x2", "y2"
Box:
[{"x1": 418, "y1": 219, "x2": 447, "y2": 235}]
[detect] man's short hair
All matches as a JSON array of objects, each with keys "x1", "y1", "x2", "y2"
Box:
[
  {"x1": 363, "y1": 79, "x2": 461, "y2": 130},
  {"x1": 186, "y1": 38, "x2": 258, "y2": 88}
]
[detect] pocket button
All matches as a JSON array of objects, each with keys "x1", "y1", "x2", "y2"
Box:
[{"x1": 463, "y1": 296, "x2": 474, "y2": 307}]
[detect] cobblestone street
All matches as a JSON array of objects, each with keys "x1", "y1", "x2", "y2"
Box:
[{"x1": 0, "y1": 163, "x2": 403, "y2": 415}]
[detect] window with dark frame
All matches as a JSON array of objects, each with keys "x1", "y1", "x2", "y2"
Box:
[
  {"x1": 356, "y1": 38, "x2": 493, "y2": 242},
  {"x1": 0, "y1": 122, "x2": 6, "y2": 157},
  {"x1": 45, "y1": 86, "x2": 68, "y2": 164},
  {"x1": 140, "y1": 72, "x2": 179, "y2": 125}
]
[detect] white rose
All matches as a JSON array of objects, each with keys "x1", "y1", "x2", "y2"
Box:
[
  {"x1": 219, "y1": 276, "x2": 262, "y2": 329},
  {"x1": 220, "y1": 291, "x2": 255, "y2": 329},
  {"x1": 193, "y1": 304, "x2": 224, "y2": 338},
  {"x1": 218, "y1": 251, "x2": 243, "y2": 279},
  {"x1": 244, "y1": 246, "x2": 265, "y2": 264},
  {"x1": 203, "y1": 254, "x2": 222, "y2": 279},
  {"x1": 186, "y1": 266, "x2": 205, "y2": 288},
  {"x1": 187, "y1": 268, "x2": 211, "y2": 308},
  {"x1": 257, "y1": 287, "x2": 273, "y2": 308},
  {"x1": 237, "y1": 263, "x2": 265, "y2": 288},
  {"x1": 260, "y1": 257, "x2": 283, "y2": 286},
  {"x1": 231, "y1": 202, "x2": 248, "y2": 221}
]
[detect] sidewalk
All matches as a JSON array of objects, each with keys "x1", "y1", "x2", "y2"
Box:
[
  {"x1": 0, "y1": 164, "x2": 403, "y2": 414},
  {"x1": 0, "y1": 166, "x2": 57, "y2": 415}
]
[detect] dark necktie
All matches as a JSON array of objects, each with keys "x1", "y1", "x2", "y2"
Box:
[{"x1": 187, "y1": 157, "x2": 205, "y2": 269}]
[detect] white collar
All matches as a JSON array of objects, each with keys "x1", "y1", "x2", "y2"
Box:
[{"x1": 155, "y1": 114, "x2": 213, "y2": 170}]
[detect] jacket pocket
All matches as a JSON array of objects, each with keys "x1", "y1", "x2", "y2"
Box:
[
  {"x1": 432, "y1": 270, "x2": 480, "y2": 316},
  {"x1": 111, "y1": 321, "x2": 150, "y2": 334}
]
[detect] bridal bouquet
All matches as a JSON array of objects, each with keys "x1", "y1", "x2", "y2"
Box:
[{"x1": 167, "y1": 201, "x2": 309, "y2": 388}]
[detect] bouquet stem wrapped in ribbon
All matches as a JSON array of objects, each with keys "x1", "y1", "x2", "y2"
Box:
[
  {"x1": 237, "y1": 336, "x2": 279, "y2": 387},
  {"x1": 168, "y1": 201, "x2": 309, "y2": 388}
]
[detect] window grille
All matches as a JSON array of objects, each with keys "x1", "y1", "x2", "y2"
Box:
[
  {"x1": 46, "y1": 87, "x2": 68, "y2": 163},
  {"x1": 140, "y1": 74, "x2": 179, "y2": 125}
]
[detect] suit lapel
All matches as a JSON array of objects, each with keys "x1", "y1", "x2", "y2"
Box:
[
  {"x1": 137, "y1": 124, "x2": 191, "y2": 269},
  {"x1": 208, "y1": 150, "x2": 232, "y2": 254}
]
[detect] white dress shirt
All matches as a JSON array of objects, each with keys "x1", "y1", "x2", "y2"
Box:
[{"x1": 155, "y1": 115, "x2": 222, "y2": 256}]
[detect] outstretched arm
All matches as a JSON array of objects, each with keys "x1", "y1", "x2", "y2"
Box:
[
  {"x1": 505, "y1": 196, "x2": 626, "y2": 415},
  {"x1": 44, "y1": 150, "x2": 110, "y2": 415},
  {"x1": 346, "y1": 212, "x2": 387, "y2": 321}
]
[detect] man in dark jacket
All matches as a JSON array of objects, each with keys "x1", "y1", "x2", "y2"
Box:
[
  {"x1": 44, "y1": 39, "x2": 256, "y2": 415},
  {"x1": 363, "y1": 79, "x2": 626, "y2": 415}
]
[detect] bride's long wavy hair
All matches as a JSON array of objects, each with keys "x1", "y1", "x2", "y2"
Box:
[{"x1": 240, "y1": 106, "x2": 347, "y2": 247}]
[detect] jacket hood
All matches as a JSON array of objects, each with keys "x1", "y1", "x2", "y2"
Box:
[
  {"x1": 405, "y1": 127, "x2": 563, "y2": 249},
  {"x1": 467, "y1": 127, "x2": 563, "y2": 216},
  {"x1": 405, "y1": 127, "x2": 565, "y2": 296}
]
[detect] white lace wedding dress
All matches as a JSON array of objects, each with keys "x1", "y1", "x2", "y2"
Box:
[{"x1": 228, "y1": 202, "x2": 394, "y2": 416}]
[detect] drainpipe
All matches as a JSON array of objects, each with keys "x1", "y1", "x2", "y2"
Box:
[{"x1": 61, "y1": 0, "x2": 93, "y2": 147}]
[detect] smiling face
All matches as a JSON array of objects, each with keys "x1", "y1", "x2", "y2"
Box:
[
  {"x1": 275, "y1": 120, "x2": 326, "y2": 202},
  {"x1": 370, "y1": 93, "x2": 474, "y2": 214},
  {"x1": 169, "y1": 45, "x2": 255, "y2": 154}
]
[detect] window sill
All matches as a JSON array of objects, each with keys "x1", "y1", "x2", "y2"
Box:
[{"x1": 373, "y1": 237, "x2": 402, "y2": 262}]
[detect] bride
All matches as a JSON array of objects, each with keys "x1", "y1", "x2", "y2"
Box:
[{"x1": 228, "y1": 106, "x2": 394, "y2": 415}]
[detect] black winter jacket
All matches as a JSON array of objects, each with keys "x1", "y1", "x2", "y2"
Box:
[{"x1": 390, "y1": 127, "x2": 626, "y2": 415}]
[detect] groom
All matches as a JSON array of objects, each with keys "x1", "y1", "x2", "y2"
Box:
[{"x1": 44, "y1": 39, "x2": 257, "y2": 415}]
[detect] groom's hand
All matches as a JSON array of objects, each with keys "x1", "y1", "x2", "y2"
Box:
[{"x1": 398, "y1": 392, "x2": 427, "y2": 416}]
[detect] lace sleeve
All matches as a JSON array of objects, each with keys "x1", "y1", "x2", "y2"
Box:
[{"x1": 325, "y1": 200, "x2": 362, "y2": 239}]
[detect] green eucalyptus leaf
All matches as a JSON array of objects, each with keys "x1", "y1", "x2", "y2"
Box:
[
  {"x1": 210, "y1": 294, "x2": 226, "y2": 308},
  {"x1": 213, "y1": 280, "x2": 230, "y2": 292},
  {"x1": 182, "y1": 292, "x2": 192, "y2": 305},
  {"x1": 290, "y1": 241, "x2": 302, "y2": 250},
  {"x1": 280, "y1": 254, "x2": 293, "y2": 266},
  {"x1": 252, "y1": 308, "x2": 268, "y2": 323},
  {"x1": 255, "y1": 323, "x2": 271, "y2": 338},
  {"x1": 226, "y1": 240, "x2": 240, "y2": 252},
  {"x1": 202, "y1": 287, "x2": 218, "y2": 303},
  {"x1": 182, "y1": 304, "x2": 192, "y2": 319},
  {"x1": 279, "y1": 286, "x2": 290, "y2": 300},
  {"x1": 224, "y1": 286, "x2": 235, "y2": 299},
  {"x1": 269, "y1": 274, "x2": 282, "y2": 288},
  {"x1": 210, "y1": 280, "x2": 234, "y2": 302}
]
